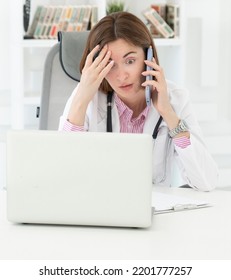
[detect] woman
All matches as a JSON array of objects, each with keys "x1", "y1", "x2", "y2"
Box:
[{"x1": 59, "y1": 11, "x2": 218, "y2": 191}]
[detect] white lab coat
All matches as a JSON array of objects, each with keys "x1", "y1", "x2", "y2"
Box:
[{"x1": 59, "y1": 80, "x2": 218, "y2": 191}]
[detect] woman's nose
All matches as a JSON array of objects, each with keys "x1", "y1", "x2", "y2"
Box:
[{"x1": 116, "y1": 66, "x2": 128, "y2": 82}]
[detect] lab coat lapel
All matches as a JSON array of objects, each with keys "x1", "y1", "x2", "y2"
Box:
[{"x1": 143, "y1": 103, "x2": 161, "y2": 135}]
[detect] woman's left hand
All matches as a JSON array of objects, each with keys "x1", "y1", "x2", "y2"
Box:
[
  {"x1": 142, "y1": 58, "x2": 172, "y2": 117},
  {"x1": 142, "y1": 58, "x2": 184, "y2": 131}
]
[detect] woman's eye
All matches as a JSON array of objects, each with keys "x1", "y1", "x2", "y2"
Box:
[{"x1": 126, "y1": 59, "x2": 135, "y2": 65}]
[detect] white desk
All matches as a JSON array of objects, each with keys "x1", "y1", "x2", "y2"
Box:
[{"x1": 1, "y1": 186, "x2": 231, "y2": 260}]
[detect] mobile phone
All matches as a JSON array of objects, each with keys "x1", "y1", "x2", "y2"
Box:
[{"x1": 145, "y1": 46, "x2": 153, "y2": 106}]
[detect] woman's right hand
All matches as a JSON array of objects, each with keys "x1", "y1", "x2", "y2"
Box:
[{"x1": 67, "y1": 45, "x2": 114, "y2": 126}]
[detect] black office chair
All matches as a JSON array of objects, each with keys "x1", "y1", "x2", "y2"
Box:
[{"x1": 39, "y1": 31, "x2": 89, "y2": 130}]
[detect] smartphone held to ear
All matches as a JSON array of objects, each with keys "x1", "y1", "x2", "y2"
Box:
[{"x1": 145, "y1": 46, "x2": 153, "y2": 106}]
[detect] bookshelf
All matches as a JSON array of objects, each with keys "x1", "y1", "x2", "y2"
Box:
[
  {"x1": 9, "y1": 0, "x2": 184, "y2": 129},
  {"x1": 9, "y1": 0, "x2": 106, "y2": 129}
]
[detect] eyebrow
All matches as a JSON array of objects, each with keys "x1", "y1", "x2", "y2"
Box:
[
  {"x1": 123, "y1": 51, "x2": 137, "y2": 58},
  {"x1": 108, "y1": 51, "x2": 137, "y2": 62}
]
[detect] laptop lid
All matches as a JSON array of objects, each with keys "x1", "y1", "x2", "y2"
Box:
[{"x1": 7, "y1": 130, "x2": 153, "y2": 228}]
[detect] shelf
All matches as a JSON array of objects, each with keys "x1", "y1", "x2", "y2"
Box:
[
  {"x1": 22, "y1": 39, "x2": 58, "y2": 48},
  {"x1": 22, "y1": 37, "x2": 182, "y2": 48},
  {"x1": 154, "y1": 37, "x2": 182, "y2": 46}
]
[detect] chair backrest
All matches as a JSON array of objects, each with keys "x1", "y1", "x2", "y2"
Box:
[{"x1": 39, "y1": 31, "x2": 89, "y2": 130}]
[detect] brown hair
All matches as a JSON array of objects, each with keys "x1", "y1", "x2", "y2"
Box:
[{"x1": 80, "y1": 11, "x2": 159, "y2": 93}]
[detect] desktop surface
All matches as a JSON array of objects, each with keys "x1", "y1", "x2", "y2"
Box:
[{"x1": 0, "y1": 186, "x2": 231, "y2": 260}]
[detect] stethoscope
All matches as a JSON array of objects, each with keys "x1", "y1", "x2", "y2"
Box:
[{"x1": 106, "y1": 91, "x2": 163, "y2": 139}]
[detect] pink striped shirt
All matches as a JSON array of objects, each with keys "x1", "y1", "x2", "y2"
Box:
[
  {"x1": 62, "y1": 94, "x2": 191, "y2": 148},
  {"x1": 114, "y1": 94, "x2": 149, "y2": 133},
  {"x1": 173, "y1": 136, "x2": 191, "y2": 149},
  {"x1": 63, "y1": 120, "x2": 84, "y2": 132}
]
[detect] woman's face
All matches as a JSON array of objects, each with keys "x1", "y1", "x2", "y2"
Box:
[{"x1": 105, "y1": 39, "x2": 145, "y2": 103}]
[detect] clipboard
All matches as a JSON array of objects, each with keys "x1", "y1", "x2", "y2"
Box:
[{"x1": 152, "y1": 191, "x2": 212, "y2": 214}]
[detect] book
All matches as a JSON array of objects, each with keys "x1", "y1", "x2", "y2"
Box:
[
  {"x1": 56, "y1": 7, "x2": 68, "y2": 34},
  {"x1": 143, "y1": 7, "x2": 174, "y2": 38},
  {"x1": 33, "y1": 6, "x2": 48, "y2": 39},
  {"x1": 66, "y1": 6, "x2": 79, "y2": 32},
  {"x1": 25, "y1": 5, "x2": 42, "y2": 38},
  {"x1": 90, "y1": 6, "x2": 98, "y2": 29},
  {"x1": 150, "y1": 4, "x2": 166, "y2": 38},
  {"x1": 62, "y1": 6, "x2": 73, "y2": 32},
  {"x1": 44, "y1": 7, "x2": 57, "y2": 39},
  {"x1": 28, "y1": 5, "x2": 95, "y2": 39},
  {"x1": 34, "y1": 6, "x2": 48, "y2": 39},
  {"x1": 48, "y1": 6, "x2": 63, "y2": 39},
  {"x1": 166, "y1": 4, "x2": 180, "y2": 37},
  {"x1": 39, "y1": 6, "x2": 54, "y2": 39},
  {"x1": 151, "y1": 4, "x2": 166, "y2": 19},
  {"x1": 75, "y1": 6, "x2": 85, "y2": 31},
  {"x1": 82, "y1": 6, "x2": 92, "y2": 31},
  {"x1": 68, "y1": 6, "x2": 81, "y2": 32}
]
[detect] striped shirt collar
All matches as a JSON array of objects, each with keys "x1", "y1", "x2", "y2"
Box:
[{"x1": 114, "y1": 93, "x2": 150, "y2": 122}]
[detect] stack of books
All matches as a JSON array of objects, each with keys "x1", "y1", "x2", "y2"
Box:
[
  {"x1": 25, "y1": 5, "x2": 98, "y2": 39},
  {"x1": 143, "y1": 3, "x2": 180, "y2": 39}
]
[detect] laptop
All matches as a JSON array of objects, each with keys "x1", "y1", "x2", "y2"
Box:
[{"x1": 6, "y1": 130, "x2": 153, "y2": 228}]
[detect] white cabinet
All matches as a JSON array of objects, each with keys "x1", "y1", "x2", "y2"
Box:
[{"x1": 9, "y1": 0, "x2": 184, "y2": 129}]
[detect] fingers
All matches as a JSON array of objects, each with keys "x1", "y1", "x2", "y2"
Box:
[
  {"x1": 96, "y1": 50, "x2": 112, "y2": 70},
  {"x1": 85, "y1": 44, "x2": 113, "y2": 76},
  {"x1": 86, "y1": 45, "x2": 110, "y2": 65},
  {"x1": 81, "y1": 44, "x2": 114, "y2": 90},
  {"x1": 142, "y1": 58, "x2": 163, "y2": 80},
  {"x1": 85, "y1": 45, "x2": 100, "y2": 67},
  {"x1": 142, "y1": 58, "x2": 164, "y2": 82},
  {"x1": 98, "y1": 60, "x2": 114, "y2": 79},
  {"x1": 93, "y1": 45, "x2": 109, "y2": 65},
  {"x1": 141, "y1": 58, "x2": 166, "y2": 93}
]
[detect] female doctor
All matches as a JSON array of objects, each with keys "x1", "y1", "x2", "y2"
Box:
[{"x1": 59, "y1": 11, "x2": 218, "y2": 191}]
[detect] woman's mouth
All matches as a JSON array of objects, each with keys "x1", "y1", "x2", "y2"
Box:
[{"x1": 119, "y1": 84, "x2": 133, "y2": 91}]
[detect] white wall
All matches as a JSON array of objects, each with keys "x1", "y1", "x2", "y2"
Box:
[
  {"x1": 0, "y1": 1, "x2": 10, "y2": 93},
  {"x1": 184, "y1": 0, "x2": 231, "y2": 121},
  {"x1": 218, "y1": 0, "x2": 231, "y2": 120}
]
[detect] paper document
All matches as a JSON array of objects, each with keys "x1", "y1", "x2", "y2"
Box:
[{"x1": 152, "y1": 191, "x2": 212, "y2": 214}]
